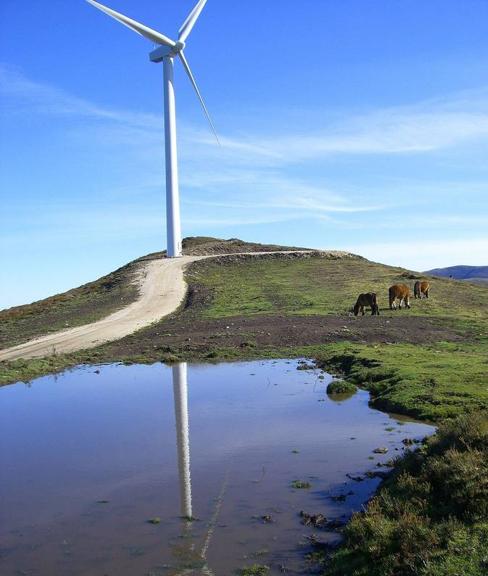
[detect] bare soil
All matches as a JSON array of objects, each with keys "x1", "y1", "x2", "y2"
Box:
[{"x1": 97, "y1": 311, "x2": 463, "y2": 360}]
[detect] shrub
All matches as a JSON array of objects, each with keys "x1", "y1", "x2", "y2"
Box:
[{"x1": 327, "y1": 380, "x2": 357, "y2": 395}]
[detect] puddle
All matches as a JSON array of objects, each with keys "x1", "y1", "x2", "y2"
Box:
[{"x1": 0, "y1": 359, "x2": 434, "y2": 575}]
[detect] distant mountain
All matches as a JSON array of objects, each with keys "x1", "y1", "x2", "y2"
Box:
[{"x1": 424, "y1": 265, "x2": 488, "y2": 284}]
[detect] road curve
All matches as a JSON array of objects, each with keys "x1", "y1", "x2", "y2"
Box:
[{"x1": 0, "y1": 250, "x2": 322, "y2": 362}]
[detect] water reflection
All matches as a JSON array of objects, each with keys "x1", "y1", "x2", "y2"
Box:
[
  {"x1": 327, "y1": 391, "x2": 356, "y2": 403},
  {"x1": 172, "y1": 363, "x2": 193, "y2": 521},
  {"x1": 171, "y1": 363, "x2": 222, "y2": 575}
]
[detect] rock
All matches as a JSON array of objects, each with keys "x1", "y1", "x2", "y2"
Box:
[
  {"x1": 296, "y1": 363, "x2": 315, "y2": 371},
  {"x1": 373, "y1": 447, "x2": 389, "y2": 454},
  {"x1": 291, "y1": 480, "x2": 311, "y2": 489},
  {"x1": 300, "y1": 510, "x2": 327, "y2": 528}
]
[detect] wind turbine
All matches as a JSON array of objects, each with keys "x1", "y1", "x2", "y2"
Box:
[{"x1": 86, "y1": 0, "x2": 218, "y2": 258}]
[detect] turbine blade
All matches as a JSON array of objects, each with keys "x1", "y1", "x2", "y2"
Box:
[
  {"x1": 178, "y1": 0, "x2": 207, "y2": 43},
  {"x1": 86, "y1": 0, "x2": 176, "y2": 47},
  {"x1": 178, "y1": 51, "x2": 220, "y2": 145}
]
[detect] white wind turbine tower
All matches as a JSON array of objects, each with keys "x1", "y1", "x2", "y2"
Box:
[{"x1": 86, "y1": 0, "x2": 218, "y2": 258}]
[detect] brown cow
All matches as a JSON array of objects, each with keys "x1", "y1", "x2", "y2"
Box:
[
  {"x1": 414, "y1": 280, "x2": 430, "y2": 299},
  {"x1": 354, "y1": 292, "x2": 379, "y2": 316},
  {"x1": 389, "y1": 284, "x2": 411, "y2": 310}
]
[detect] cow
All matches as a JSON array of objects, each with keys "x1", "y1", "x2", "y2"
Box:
[
  {"x1": 414, "y1": 280, "x2": 430, "y2": 299},
  {"x1": 353, "y1": 292, "x2": 380, "y2": 316},
  {"x1": 389, "y1": 284, "x2": 411, "y2": 310}
]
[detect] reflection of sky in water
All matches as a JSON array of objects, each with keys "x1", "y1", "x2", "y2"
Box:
[{"x1": 0, "y1": 360, "x2": 435, "y2": 576}]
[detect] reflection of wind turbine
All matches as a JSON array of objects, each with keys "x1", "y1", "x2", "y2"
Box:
[
  {"x1": 170, "y1": 363, "x2": 228, "y2": 575},
  {"x1": 172, "y1": 363, "x2": 193, "y2": 520},
  {"x1": 86, "y1": 0, "x2": 218, "y2": 258}
]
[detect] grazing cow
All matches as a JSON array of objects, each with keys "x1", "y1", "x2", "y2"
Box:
[
  {"x1": 353, "y1": 292, "x2": 380, "y2": 316},
  {"x1": 414, "y1": 280, "x2": 430, "y2": 299},
  {"x1": 389, "y1": 284, "x2": 411, "y2": 310}
]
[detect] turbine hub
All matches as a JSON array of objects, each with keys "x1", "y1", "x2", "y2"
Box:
[
  {"x1": 173, "y1": 40, "x2": 186, "y2": 54},
  {"x1": 150, "y1": 40, "x2": 185, "y2": 62}
]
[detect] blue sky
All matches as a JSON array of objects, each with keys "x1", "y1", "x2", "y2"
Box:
[{"x1": 1, "y1": 0, "x2": 488, "y2": 309}]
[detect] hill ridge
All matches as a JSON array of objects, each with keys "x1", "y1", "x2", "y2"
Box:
[{"x1": 424, "y1": 264, "x2": 488, "y2": 281}]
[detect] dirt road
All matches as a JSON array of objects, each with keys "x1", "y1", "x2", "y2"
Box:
[{"x1": 0, "y1": 251, "x2": 321, "y2": 361}]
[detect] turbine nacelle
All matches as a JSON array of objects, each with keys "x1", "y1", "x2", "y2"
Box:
[{"x1": 150, "y1": 41, "x2": 186, "y2": 63}]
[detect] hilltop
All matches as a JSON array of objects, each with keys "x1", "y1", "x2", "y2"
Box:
[{"x1": 182, "y1": 236, "x2": 309, "y2": 255}]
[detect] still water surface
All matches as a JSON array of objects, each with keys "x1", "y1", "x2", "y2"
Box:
[{"x1": 0, "y1": 360, "x2": 434, "y2": 575}]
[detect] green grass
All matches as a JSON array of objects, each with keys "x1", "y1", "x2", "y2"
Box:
[
  {"x1": 316, "y1": 341, "x2": 488, "y2": 421},
  {"x1": 186, "y1": 256, "x2": 488, "y2": 322},
  {"x1": 327, "y1": 380, "x2": 358, "y2": 395},
  {"x1": 0, "y1": 349, "x2": 108, "y2": 386}
]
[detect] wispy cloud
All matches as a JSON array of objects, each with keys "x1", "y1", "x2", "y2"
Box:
[
  {"x1": 184, "y1": 194, "x2": 385, "y2": 214},
  {"x1": 0, "y1": 64, "x2": 159, "y2": 129},
  {"x1": 2, "y1": 63, "x2": 488, "y2": 242},
  {"x1": 3, "y1": 63, "x2": 488, "y2": 163},
  {"x1": 191, "y1": 88, "x2": 488, "y2": 161},
  {"x1": 0, "y1": 64, "x2": 388, "y2": 225}
]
